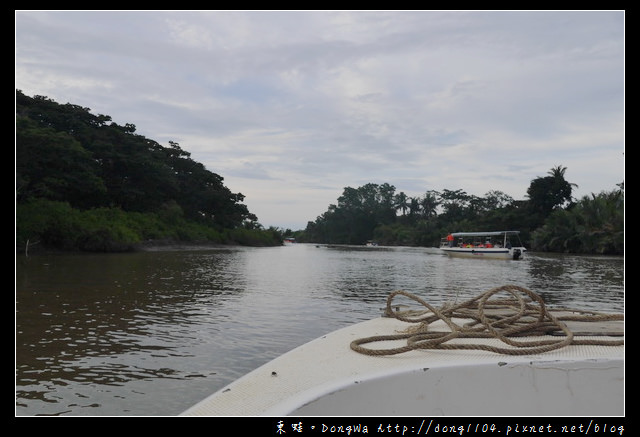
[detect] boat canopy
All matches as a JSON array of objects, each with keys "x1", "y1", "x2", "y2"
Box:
[{"x1": 450, "y1": 231, "x2": 520, "y2": 237}]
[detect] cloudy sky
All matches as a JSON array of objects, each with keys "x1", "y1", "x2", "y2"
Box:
[{"x1": 15, "y1": 11, "x2": 624, "y2": 230}]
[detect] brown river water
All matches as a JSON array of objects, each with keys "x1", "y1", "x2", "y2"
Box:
[{"x1": 15, "y1": 244, "x2": 624, "y2": 416}]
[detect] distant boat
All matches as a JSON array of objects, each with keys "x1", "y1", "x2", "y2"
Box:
[
  {"x1": 440, "y1": 231, "x2": 526, "y2": 260},
  {"x1": 283, "y1": 237, "x2": 296, "y2": 245},
  {"x1": 365, "y1": 240, "x2": 378, "y2": 247}
]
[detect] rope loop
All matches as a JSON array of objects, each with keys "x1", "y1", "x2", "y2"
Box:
[{"x1": 350, "y1": 285, "x2": 623, "y2": 356}]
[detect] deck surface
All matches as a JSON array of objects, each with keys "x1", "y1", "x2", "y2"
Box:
[{"x1": 181, "y1": 314, "x2": 624, "y2": 416}]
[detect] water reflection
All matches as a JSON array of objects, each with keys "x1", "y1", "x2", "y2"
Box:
[
  {"x1": 15, "y1": 245, "x2": 623, "y2": 416},
  {"x1": 524, "y1": 253, "x2": 624, "y2": 310}
]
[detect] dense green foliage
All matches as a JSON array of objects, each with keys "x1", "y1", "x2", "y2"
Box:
[
  {"x1": 298, "y1": 175, "x2": 623, "y2": 255},
  {"x1": 15, "y1": 91, "x2": 623, "y2": 255},
  {"x1": 530, "y1": 188, "x2": 624, "y2": 254},
  {"x1": 16, "y1": 91, "x2": 283, "y2": 252}
]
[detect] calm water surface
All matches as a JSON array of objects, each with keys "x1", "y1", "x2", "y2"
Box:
[{"x1": 15, "y1": 244, "x2": 624, "y2": 416}]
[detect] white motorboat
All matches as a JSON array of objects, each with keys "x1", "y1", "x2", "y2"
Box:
[
  {"x1": 181, "y1": 285, "x2": 623, "y2": 417},
  {"x1": 440, "y1": 231, "x2": 527, "y2": 260}
]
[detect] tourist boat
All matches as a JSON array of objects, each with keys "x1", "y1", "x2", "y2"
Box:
[
  {"x1": 181, "y1": 286, "x2": 623, "y2": 417},
  {"x1": 440, "y1": 231, "x2": 527, "y2": 260},
  {"x1": 283, "y1": 237, "x2": 296, "y2": 245}
]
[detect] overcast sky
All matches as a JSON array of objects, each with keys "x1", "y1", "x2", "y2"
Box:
[{"x1": 15, "y1": 11, "x2": 624, "y2": 230}]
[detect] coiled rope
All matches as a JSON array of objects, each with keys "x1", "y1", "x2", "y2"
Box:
[{"x1": 350, "y1": 285, "x2": 624, "y2": 356}]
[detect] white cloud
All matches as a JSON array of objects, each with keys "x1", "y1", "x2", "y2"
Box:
[{"x1": 16, "y1": 10, "x2": 624, "y2": 230}]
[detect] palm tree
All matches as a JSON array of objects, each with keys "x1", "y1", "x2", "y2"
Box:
[
  {"x1": 420, "y1": 191, "x2": 440, "y2": 218},
  {"x1": 550, "y1": 165, "x2": 579, "y2": 200},
  {"x1": 394, "y1": 191, "x2": 409, "y2": 216},
  {"x1": 408, "y1": 197, "x2": 421, "y2": 217},
  {"x1": 527, "y1": 165, "x2": 578, "y2": 216}
]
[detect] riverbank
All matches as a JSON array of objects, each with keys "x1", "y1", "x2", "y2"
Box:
[{"x1": 17, "y1": 238, "x2": 283, "y2": 256}]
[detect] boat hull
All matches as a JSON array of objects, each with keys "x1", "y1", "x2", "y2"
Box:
[
  {"x1": 181, "y1": 316, "x2": 623, "y2": 416},
  {"x1": 440, "y1": 247, "x2": 526, "y2": 260},
  {"x1": 291, "y1": 358, "x2": 623, "y2": 416}
]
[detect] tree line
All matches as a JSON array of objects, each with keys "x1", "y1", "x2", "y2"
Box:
[
  {"x1": 16, "y1": 90, "x2": 282, "y2": 252},
  {"x1": 16, "y1": 90, "x2": 623, "y2": 255},
  {"x1": 297, "y1": 168, "x2": 623, "y2": 255}
]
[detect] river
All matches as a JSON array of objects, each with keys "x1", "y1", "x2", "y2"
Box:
[{"x1": 15, "y1": 244, "x2": 624, "y2": 416}]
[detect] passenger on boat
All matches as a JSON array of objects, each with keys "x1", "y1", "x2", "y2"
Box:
[
  {"x1": 485, "y1": 241, "x2": 493, "y2": 248},
  {"x1": 446, "y1": 233, "x2": 454, "y2": 247}
]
